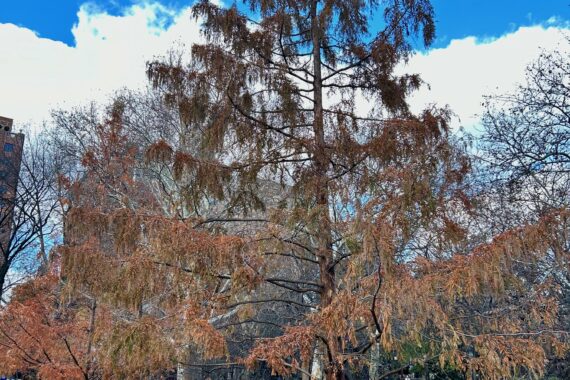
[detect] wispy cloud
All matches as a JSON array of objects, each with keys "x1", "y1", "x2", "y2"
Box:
[
  {"x1": 0, "y1": 1, "x2": 568, "y2": 131},
  {"x1": 0, "y1": 1, "x2": 200, "y2": 126},
  {"x1": 403, "y1": 25, "x2": 569, "y2": 129}
]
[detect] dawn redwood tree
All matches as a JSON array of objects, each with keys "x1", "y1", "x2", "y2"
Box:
[
  {"x1": 56, "y1": 102, "x2": 186, "y2": 379},
  {"x1": 52, "y1": 1, "x2": 569, "y2": 379},
  {"x1": 146, "y1": 3, "x2": 447, "y2": 377}
]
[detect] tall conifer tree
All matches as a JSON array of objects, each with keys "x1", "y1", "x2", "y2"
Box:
[{"x1": 39, "y1": 1, "x2": 568, "y2": 379}]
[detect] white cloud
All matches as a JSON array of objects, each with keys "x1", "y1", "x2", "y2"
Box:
[
  {"x1": 402, "y1": 25, "x2": 570, "y2": 130},
  {"x1": 0, "y1": 2, "x2": 568, "y2": 132},
  {"x1": 0, "y1": 1, "x2": 202, "y2": 127}
]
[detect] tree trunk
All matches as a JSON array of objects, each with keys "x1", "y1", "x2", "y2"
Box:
[
  {"x1": 302, "y1": 361, "x2": 313, "y2": 380},
  {"x1": 85, "y1": 298, "x2": 97, "y2": 377},
  {"x1": 177, "y1": 346, "x2": 194, "y2": 380},
  {"x1": 310, "y1": 344, "x2": 325, "y2": 380},
  {"x1": 0, "y1": 260, "x2": 8, "y2": 304},
  {"x1": 369, "y1": 342, "x2": 381, "y2": 380},
  {"x1": 35, "y1": 198, "x2": 49, "y2": 273},
  {"x1": 311, "y1": 1, "x2": 342, "y2": 379}
]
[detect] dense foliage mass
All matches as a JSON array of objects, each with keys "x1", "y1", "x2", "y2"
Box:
[{"x1": 0, "y1": 1, "x2": 568, "y2": 379}]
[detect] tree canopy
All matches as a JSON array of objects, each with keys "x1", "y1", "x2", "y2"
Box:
[{"x1": 0, "y1": 2, "x2": 568, "y2": 380}]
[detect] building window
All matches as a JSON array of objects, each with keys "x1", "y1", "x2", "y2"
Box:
[{"x1": 3, "y1": 143, "x2": 13, "y2": 153}]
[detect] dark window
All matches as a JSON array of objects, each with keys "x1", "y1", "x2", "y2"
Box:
[{"x1": 3, "y1": 143, "x2": 13, "y2": 152}]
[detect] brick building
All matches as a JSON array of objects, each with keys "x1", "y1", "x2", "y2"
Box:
[{"x1": 0, "y1": 116, "x2": 25, "y2": 253}]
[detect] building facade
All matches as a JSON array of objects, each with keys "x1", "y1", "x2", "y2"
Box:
[{"x1": 0, "y1": 116, "x2": 25, "y2": 254}]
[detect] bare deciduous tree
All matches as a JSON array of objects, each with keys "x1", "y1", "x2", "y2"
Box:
[{"x1": 0, "y1": 132, "x2": 60, "y2": 304}]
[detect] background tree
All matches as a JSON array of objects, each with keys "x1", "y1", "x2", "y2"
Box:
[
  {"x1": 480, "y1": 39, "x2": 569, "y2": 216},
  {"x1": 477, "y1": 41, "x2": 570, "y2": 380},
  {"x1": 145, "y1": 1, "x2": 567, "y2": 378},
  {"x1": 0, "y1": 132, "x2": 60, "y2": 304},
  {"x1": 0, "y1": 274, "x2": 93, "y2": 380}
]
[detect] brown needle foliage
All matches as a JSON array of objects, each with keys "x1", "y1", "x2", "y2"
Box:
[
  {"x1": 2, "y1": 1, "x2": 568, "y2": 379},
  {"x1": 0, "y1": 275, "x2": 90, "y2": 380}
]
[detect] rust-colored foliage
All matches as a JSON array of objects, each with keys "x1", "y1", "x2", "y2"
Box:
[
  {"x1": 1, "y1": 1, "x2": 568, "y2": 379},
  {"x1": 0, "y1": 275, "x2": 90, "y2": 380}
]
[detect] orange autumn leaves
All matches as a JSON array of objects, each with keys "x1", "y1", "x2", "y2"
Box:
[
  {"x1": 0, "y1": 276, "x2": 89, "y2": 380},
  {"x1": 0, "y1": 0, "x2": 568, "y2": 378}
]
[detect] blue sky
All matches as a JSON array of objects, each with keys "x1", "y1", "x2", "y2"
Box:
[
  {"x1": 429, "y1": 0, "x2": 569, "y2": 46},
  {"x1": 0, "y1": 1, "x2": 569, "y2": 128},
  {"x1": 1, "y1": 0, "x2": 569, "y2": 48}
]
